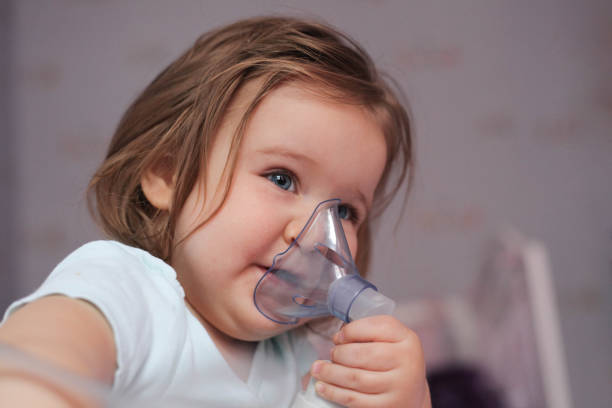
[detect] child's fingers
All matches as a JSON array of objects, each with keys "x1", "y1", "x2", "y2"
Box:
[
  {"x1": 314, "y1": 380, "x2": 390, "y2": 408},
  {"x1": 330, "y1": 342, "x2": 397, "y2": 371},
  {"x1": 310, "y1": 360, "x2": 388, "y2": 394},
  {"x1": 333, "y1": 315, "x2": 413, "y2": 344}
]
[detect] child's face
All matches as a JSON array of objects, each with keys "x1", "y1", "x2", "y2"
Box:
[{"x1": 171, "y1": 82, "x2": 387, "y2": 341}]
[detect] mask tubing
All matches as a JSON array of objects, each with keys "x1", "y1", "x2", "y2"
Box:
[{"x1": 327, "y1": 274, "x2": 376, "y2": 322}]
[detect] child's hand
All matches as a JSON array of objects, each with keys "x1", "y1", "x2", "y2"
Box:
[{"x1": 310, "y1": 315, "x2": 431, "y2": 408}]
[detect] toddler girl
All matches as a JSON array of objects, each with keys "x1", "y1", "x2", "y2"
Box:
[{"x1": 0, "y1": 16, "x2": 430, "y2": 408}]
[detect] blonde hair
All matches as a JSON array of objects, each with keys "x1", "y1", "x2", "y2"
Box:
[{"x1": 87, "y1": 16, "x2": 412, "y2": 274}]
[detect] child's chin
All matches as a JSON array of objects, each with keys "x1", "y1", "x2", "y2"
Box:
[{"x1": 243, "y1": 317, "x2": 304, "y2": 341}]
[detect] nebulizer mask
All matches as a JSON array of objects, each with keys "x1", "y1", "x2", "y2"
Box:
[
  {"x1": 254, "y1": 199, "x2": 395, "y2": 325},
  {"x1": 254, "y1": 199, "x2": 395, "y2": 408}
]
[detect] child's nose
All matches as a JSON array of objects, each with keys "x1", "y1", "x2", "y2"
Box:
[
  {"x1": 281, "y1": 199, "x2": 334, "y2": 247},
  {"x1": 283, "y1": 202, "x2": 318, "y2": 246},
  {"x1": 282, "y1": 217, "x2": 305, "y2": 246}
]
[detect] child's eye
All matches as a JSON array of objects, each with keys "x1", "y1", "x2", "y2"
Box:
[
  {"x1": 266, "y1": 171, "x2": 296, "y2": 192},
  {"x1": 338, "y1": 203, "x2": 360, "y2": 224}
]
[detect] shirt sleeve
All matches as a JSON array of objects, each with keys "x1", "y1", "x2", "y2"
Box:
[{"x1": 1, "y1": 240, "x2": 187, "y2": 397}]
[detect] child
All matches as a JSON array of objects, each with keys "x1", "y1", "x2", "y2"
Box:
[{"x1": 0, "y1": 16, "x2": 430, "y2": 407}]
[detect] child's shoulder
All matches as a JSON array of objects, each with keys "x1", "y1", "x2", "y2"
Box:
[
  {"x1": 61, "y1": 240, "x2": 167, "y2": 268},
  {"x1": 54, "y1": 240, "x2": 179, "y2": 287},
  {"x1": 7, "y1": 240, "x2": 185, "y2": 319},
  {"x1": 1, "y1": 240, "x2": 195, "y2": 400}
]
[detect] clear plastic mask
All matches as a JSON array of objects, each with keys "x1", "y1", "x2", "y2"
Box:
[{"x1": 253, "y1": 199, "x2": 394, "y2": 324}]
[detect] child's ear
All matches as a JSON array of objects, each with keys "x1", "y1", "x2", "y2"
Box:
[{"x1": 140, "y1": 157, "x2": 175, "y2": 211}]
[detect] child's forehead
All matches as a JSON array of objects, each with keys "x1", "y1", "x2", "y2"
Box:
[
  {"x1": 216, "y1": 79, "x2": 388, "y2": 174},
  {"x1": 229, "y1": 78, "x2": 374, "y2": 119},
  {"x1": 247, "y1": 84, "x2": 381, "y2": 139},
  {"x1": 241, "y1": 84, "x2": 385, "y2": 164},
  {"x1": 233, "y1": 80, "x2": 380, "y2": 129}
]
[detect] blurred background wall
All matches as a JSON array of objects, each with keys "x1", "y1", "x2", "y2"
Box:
[{"x1": 1, "y1": 0, "x2": 610, "y2": 406}]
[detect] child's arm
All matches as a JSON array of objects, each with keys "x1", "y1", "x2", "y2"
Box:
[
  {"x1": 310, "y1": 315, "x2": 431, "y2": 408},
  {"x1": 0, "y1": 295, "x2": 116, "y2": 406}
]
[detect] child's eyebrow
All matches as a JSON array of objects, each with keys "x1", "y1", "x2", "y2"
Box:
[{"x1": 255, "y1": 148, "x2": 316, "y2": 165}]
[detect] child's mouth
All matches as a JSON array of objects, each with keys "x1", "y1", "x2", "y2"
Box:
[
  {"x1": 255, "y1": 264, "x2": 300, "y2": 288},
  {"x1": 255, "y1": 264, "x2": 271, "y2": 278}
]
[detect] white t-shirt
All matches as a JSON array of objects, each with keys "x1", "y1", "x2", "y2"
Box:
[{"x1": 2, "y1": 241, "x2": 317, "y2": 407}]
